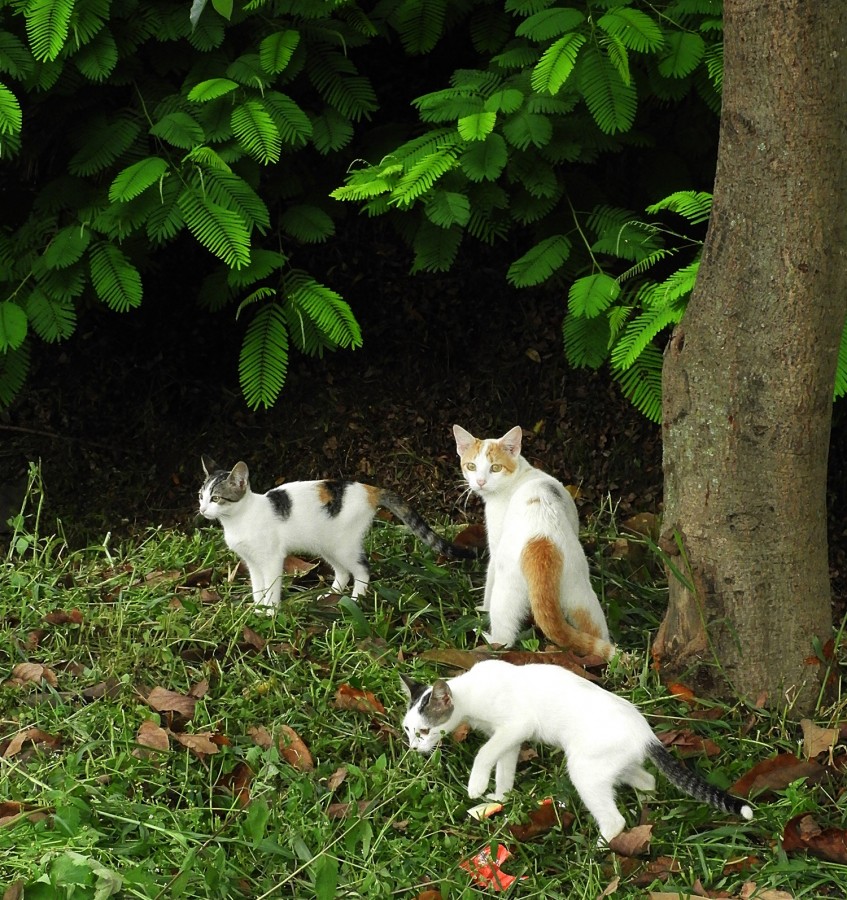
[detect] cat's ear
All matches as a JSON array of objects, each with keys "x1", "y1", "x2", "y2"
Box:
[
  {"x1": 498, "y1": 426, "x2": 523, "y2": 457},
  {"x1": 201, "y1": 455, "x2": 219, "y2": 476},
  {"x1": 399, "y1": 674, "x2": 425, "y2": 705},
  {"x1": 230, "y1": 461, "x2": 250, "y2": 491},
  {"x1": 428, "y1": 679, "x2": 454, "y2": 718},
  {"x1": 453, "y1": 424, "x2": 476, "y2": 456}
]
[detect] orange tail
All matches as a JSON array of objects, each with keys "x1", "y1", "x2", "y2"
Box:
[{"x1": 522, "y1": 537, "x2": 614, "y2": 660}]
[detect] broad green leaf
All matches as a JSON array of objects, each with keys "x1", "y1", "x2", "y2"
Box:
[
  {"x1": 425, "y1": 190, "x2": 471, "y2": 228},
  {"x1": 597, "y1": 8, "x2": 664, "y2": 53},
  {"x1": 578, "y1": 45, "x2": 637, "y2": 134},
  {"x1": 515, "y1": 8, "x2": 584, "y2": 41},
  {"x1": 150, "y1": 111, "x2": 205, "y2": 150},
  {"x1": 507, "y1": 234, "x2": 571, "y2": 287},
  {"x1": 313, "y1": 856, "x2": 338, "y2": 900},
  {"x1": 212, "y1": 0, "x2": 233, "y2": 19},
  {"x1": 280, "y1": 204, "x2": 335, "y2": 243},
  {"x1": 563, "y1": 311, "x2": 611, "y2": 369},
  {"x1": 483, "y1": 88, "x2": 524, "y2": 114},
  {"x1": 24, "y1": 286, "x2": 76, "y2": 342},
  {"x1": 231, "y1": 101, "x2": 281, "y2": 163},
  {"x1": 187, "y1": 78, "x2": 240, "y2": 102},
  {"x1": 568, "y1": 272, "x2": 620, "y2": 317},
  {"x1": 0, "y1": 300, "x2": 27, "y2": 350},
  {"x1": 109, "y1": 157, "x2": 169, "y2": 203},
  {"x1": 658, "y1": 32, "x2": 705, "y2": 78},
  {"x1": 502, "y1": 110, "x2": 552, "y2": 150},
  {"x1": 457, "y1": 111, "x2": 496, "y2": 141}
]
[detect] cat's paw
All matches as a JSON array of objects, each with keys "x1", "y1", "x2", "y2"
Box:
[
  {"x1": 485, "y1": 791, "x2": 506, "y2": 803},
  {"x1": 467, "y1": 777, "x2": 489, "y2": 799}
]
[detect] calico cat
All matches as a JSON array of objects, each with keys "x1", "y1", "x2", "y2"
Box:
[
  {"x1": 199, "y1": 456, "x2": 475, "y2": 609},
  {"x1": 453, "y1": 425, "x2": 614, "y2": 659},
  {"x1": 400, "y1": 660, "x2": 754, "y2": 843}
]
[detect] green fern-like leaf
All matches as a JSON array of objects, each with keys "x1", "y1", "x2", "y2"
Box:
[
  {"x1": 227, "y1": 249, "x2": 287, "y2": 289},
  {"x1": 502, "y1": 109, "x2": 553, "y2": 149},
  {"x1": 568, "y1": 272, "x2": 621, "y2": 317},
  {"x1": 263, "y1": 92, "x2": 313, "y2": 148},
  {"x1": 187, "y1": 78, "x2": 240, "y2": 103},
  {"x1": 531, "y1": 32, "x2": 585, "y2": 94},
  {"x1": 109, "y1": 157, "x2": 169, "y2": 203},
  {"x1": 457, "y1": 111, "x2": 497, "y2": 141},
  {"x1": 311, "y1": 107, "x2": 354, "y2": 154},
  {"x1": 614, "y1": 343, "x2": 663, "y2": 422},
  {"x1": 610, "y1": 303, "x2": 682, "y2": 371},
  {"x1": 35, "y1": 263, "x2": 86, "y2": 302},
  {"x1": 483, "y1": 88, "x2": 524, "y2": 114},
  {"x1": 704, "y1": 41, "x2": 723, "y2": 91},
  {"x1": 24, "y1": 286, "x2": 76, "y2": 342},
  {"x1": 507, "y1": 234, "x2": 571, "y2": 287},
  {"x1": 231, "y1": 100, "x2": 281, "y2": 164},
  {"x1": 577, "y1": 44, "x2": 637, "y2": 134},
  {"x1": 658, "y1": 32, "x2": 705, "y2": 78},
  {"x1": 596, "y1": 8, "x2": 664, "y2": 53},
  {"x1": 43, "y1": 224, "x2": 91, "y2": 269},
  {"x1": 411, "y1": 220, "x2": 463, "y2": 272},
  {"x1": 24, "y1": 0, "x2": 74, "y2": 62},
  {"x1": 146, "y1": 177, "x2": 185, "y2": 243},
  {"x1": 834, "y1": 320, "x2": 847, "y2": 400},
  {"x1": 515, "y1": 8, "x2": 584, "y2": 41},
  {"x1": 0, "y1": 300, "x2": 27, "y2": 350},
  {"x1": 424, "y1": 189, "x2": 471, "y2": 228},
  {"x1": 259, "y1": 29, "x2": 300, "y2": 74},
  {"x1": 638, "y1": 259, "x2": 700, "y2": 308},
  {"x1": 72, "y1": 27, "x2": 117, "y2": 81},
  {"x1": 392, "y1": 0, "x2": 447, "y2": 55},
  {"x1": 391, "y1": 147, "x2": 460, "y2": 208},
  {"x1": 150, "y1": 111, "x2": 205, "y2": 150},
  {"x1": 307, "y1": 50, "x2": 377, "y2": 122},
  {"x1": 286, "y1": 270, "x2": 361, "y2": 349},
  {"x1": 0, "y1": 343, "x2": 30, "y2": 409},
  {"x1": 562, "y1": 310, "x2": 611, "y2": 369},
  {"x1": 280, "y1": 204, "x2": 335, "y2": 243},
  {"x1": 194, "y1": 168, "x2": 270, "y2": 234},
  {"x1": 89, "y1": 242, "x2": 143, "y2": 312},
  {"x1": 0, "y1": 82, "x2": 22, "y2": 137},
  {"x1": 0, "y1": 31, "x2": 35, "y2": 79},
  {"x1": 179, "y1": 185, "x2": 252, "y2": 269},
  {"x1": 69, "y1": 115, "x2": 140, "y2": 176},
  {"x1": 239, "y1": 302, "x2": 289, "y2": 409},
  {"x1": 460, "y1": 132, "x2": 508, "y2": 182},
  {"x1": 646, "y1": 190, "x2": 712, "y2": 224}
]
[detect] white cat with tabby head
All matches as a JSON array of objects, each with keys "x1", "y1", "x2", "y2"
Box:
[
  {"x1": 453, "y1": 425, "x2": 613, "y2": 659},
  {"x1": 401, "y1": 660, "x2": 754, "y2": 843}
]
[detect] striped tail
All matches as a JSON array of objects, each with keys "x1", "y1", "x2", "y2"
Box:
[
  {"x1": 647, "y1": 741, "x2": 754, "y2": 820},
  {"x1": 523, "y1": 537, "x2": 615, "y2": 660},
  {"x1": 377, "y1": 490, "x2": 479, "y2": 560}
]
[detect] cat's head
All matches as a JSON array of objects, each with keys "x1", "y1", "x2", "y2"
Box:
[
  {"x1": 400, "y1": 674, "x2": 455, "y2": 754},
  {"x1": 453, "y1": 425, "x2": 522, "y2": 497},
  {"x1": 198, "y1": 456, "x2": 249, "y2": 520}
]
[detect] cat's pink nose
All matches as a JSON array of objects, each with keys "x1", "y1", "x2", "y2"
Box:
[{"x1": 476, "y1": 478, "x2": 486, "y2": 487}]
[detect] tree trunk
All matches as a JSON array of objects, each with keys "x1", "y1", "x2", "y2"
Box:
[{"x1": 655, "y1": 1, "x2": 847, "y2": 713}]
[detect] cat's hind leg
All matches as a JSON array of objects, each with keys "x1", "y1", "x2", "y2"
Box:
[
  {"x1": 484, "y1": 566, "x2": 530, "y2": 646},
  {"x1": 621, "y1": 765, "x2": 655, "y2": 793},
  {"x1": 567, "y1": 761, "x2": 626, "y2": 844}
]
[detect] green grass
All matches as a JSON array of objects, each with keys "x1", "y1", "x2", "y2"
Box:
[{"x1": 1, "y1": 470, "x2": 846, "y2": 898}]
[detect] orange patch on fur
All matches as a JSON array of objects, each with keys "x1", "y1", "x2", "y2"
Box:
[
  {"x1": 363, "y1": 484, "x2": 382, "y2": 509},
  {"x1": 317, "y1": 483, "x2": 333, "y2": 506},
  {"x1": 486, "y1": 441, "x2": 518, "y2": 473},
  {"x1": 571, "y1": 607, "x2": 603, "y2": 639}
]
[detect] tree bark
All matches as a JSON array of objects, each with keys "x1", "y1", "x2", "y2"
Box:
[{"x1": 655, "y1": 1, "x2": 847, "y2": 713}]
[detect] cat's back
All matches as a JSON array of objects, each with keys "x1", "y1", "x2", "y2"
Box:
[{"x1": 261, "y1": 479, "x2": 377, "y2": 525}]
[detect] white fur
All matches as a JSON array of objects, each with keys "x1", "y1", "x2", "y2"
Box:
[
  {"x1": 453, "y1": 425, "x2": 611, "y2": 649},
  {"x1": 199, "y1": 467, "x2": 374, "y2": 608},
  {"x1": 402, "y1": 660, "x2": 730, "y2": 843}
]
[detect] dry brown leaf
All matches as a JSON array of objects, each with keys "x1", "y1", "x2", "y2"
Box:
[
  {"x1": 740, "y1": 884, "x2": 794, "y2": 900},
  {"x1": 81, "y1": 678, "x2": 121, "y2": 701},
  {"x1": 721, "y1": 855, "x2": 761, "y2": 876},
  {"x1": 183, "y1": 567, "x2": 214, "y2": 588},
  {"x1": 284, "y1": 555, "x2": 318, "y2": 575},
  {"x1": 414, "y1": 892, "x2": 443, "y2": 900},
  {"x1": 199, "y1": 588, "x2": 222, "y2": 604},
  {"x1": 647, "y1": 894, "x2": 709, "y2": 900},
  {"x1": 24, "y1": 630, "x2": 45, "y2": 651},
  {"x1": 782, "y1": 813, "x2": 847, "y2": 864},
  {"x1": 136, "y1": 720, "x2": 169, "y2": 752},
  {"x1": 278, "y1": 725, "x2": 314, "y2": 772},
  {"x1": 248, "y1": 725, "x2": 273, "y2": 750},
  {"x1": 620, "y1": 855, "x2": 681, "y2": 887},
  {"x1": 452, "y1": 524, "x2": 487, "y2": 552},
  {"x1": 609, "y1": 823, "x2": 652, "y2": 857},
  {"x1": 622, "y1": 512, "x2": 660, "y2": 539},
  {"x1": 731, "y1": 753, "x2": 826, "y2": 798},
  {"x1": 216, "y1": 762, "x2": 253, "y2": 808},
  {"x1": 599, "y1": 876, "x2": 620, "y2": 898},
  {"x1": 189, "y1": 679, "x2": 209, "y2": 699},
  {"x1": 666, "y1": 682, "x2": 697, "y2": 704},
  {"x1": 333, "y1": 684, "x2": 385, "y2": 715},
  {"x1": 3, "y1": 727, "x2": 62, "y2": 758},
  {"x1": 6, "y1": 662, "x2": 58, "y2": 688},
  {"x1": 508, "y1": 799, "x2": 573, "y2": 842},
  {"x1": 242, "y1": 626, "x2": 266, "y2": 651},
  {"x1": 800, "y1": 718, "x2": 839, "y2": 759},
  {"x1": 144, "y1": 569, "x2": 181, "y2": 586},
  {"x1": 145, "y1": 686, "x2": 197, "y2": 719},
  {"x1": 656, "y1": 729, "x2": 721, "y2": 758},
  {"x1": 172, "y1": 732, "x2": 221, "y2": 756},
  {"x1": 326, "y1": 800, "x2": 371, "y2": 818},
  {"x1": 43, "y1": 608, "x2": 84, "y2": 625},
  {"x1": 2, "y1": 879, "x2": 24, "y2": 900},
  {"x1": 327, "y1": 766, "x2": 348, "y2": 791}
]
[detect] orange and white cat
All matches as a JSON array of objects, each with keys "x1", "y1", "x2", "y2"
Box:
[{"x1": 453, "y1": 425, "x2": 614, "y2": 659}]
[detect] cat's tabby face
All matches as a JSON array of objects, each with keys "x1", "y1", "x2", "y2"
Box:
[
  {"x1": 453, "y1": 425, "x2": 522, "y2": 497},
  {"x1": 198, "y1": 458, "x2": 249, "y2": 520}
]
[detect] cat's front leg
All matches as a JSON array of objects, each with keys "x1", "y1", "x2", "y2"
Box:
[
  {"x1": 491, "y1": 744, "x2": 520, "y2": 800},
  {"x1": 480, "y1": 561, "x2": 495, "y2": 611},
  {"x1": 467, "y1": 732, "x2": 522, "y2": 799},
  {"x1": 247, "y1": 559, "x2": 282, "y2": 610}
]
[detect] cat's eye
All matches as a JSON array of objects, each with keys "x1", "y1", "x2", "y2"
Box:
[
  {"x1": 211, "y1": 494, "x2": 223, "y2": 503},
  {"x1": 491, "y1": 464, "x2": 502, "y2": 473},
  {"x1": 465, "y1": 462, "x2": 476, "y2": 471},
  {"x1": 418, "y1": 728, "x2": 430, "y2": 736}
]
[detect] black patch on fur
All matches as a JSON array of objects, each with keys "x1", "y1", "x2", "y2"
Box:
[
  {"x1": 268, "y1": 488, "x2": 292, "y2": 520},
  {"x1": 544, "y1": 482, "x2": 565, "y2": 503},
  {"x1": 321, "y1": 480, "x2": 349, "y2": 517}
]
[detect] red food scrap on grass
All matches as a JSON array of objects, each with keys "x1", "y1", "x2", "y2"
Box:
[{"x1": 459, "y1": 844, "x2": 527, "y2": 891}]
